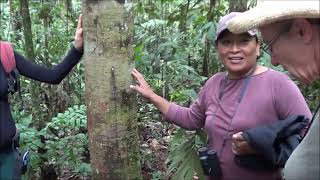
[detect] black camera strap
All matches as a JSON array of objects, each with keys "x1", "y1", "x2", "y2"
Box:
[
  {"x1": 215, "y1": 65, "x2": 257, "y2": 156},
  {"x1": 302, "y1": 102, "x2": 320, "y2": 140}
]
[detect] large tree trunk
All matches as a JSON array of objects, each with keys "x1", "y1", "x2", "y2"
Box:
[{"x1": 83, "y1": 0, "x2": 141, "y2": 179}]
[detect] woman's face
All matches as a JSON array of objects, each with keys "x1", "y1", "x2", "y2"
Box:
[{"x1": 217, "y1": 31, "x2": 260, "y2": 78}]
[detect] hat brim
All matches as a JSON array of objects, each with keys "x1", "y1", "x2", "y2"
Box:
[{"x1": 227, "y1": 1, "x2": 320, "y2": 34}]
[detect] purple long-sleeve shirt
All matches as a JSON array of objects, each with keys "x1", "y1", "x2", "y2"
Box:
[{"x1": 166, "y1": 69, "x2": 312, "y2": 180}]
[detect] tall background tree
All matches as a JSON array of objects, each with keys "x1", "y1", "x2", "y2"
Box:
[{"x1": 229, "y1": 0, "x2": 248, "y2": 12}]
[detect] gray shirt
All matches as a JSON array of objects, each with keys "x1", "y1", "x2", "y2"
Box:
[{"x1": 284, "y1": 107, "x2": 320, "y2": 180}]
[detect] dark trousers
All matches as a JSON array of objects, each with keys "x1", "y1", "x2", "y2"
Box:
[{"x1": 0, "y1": 149, "x2": 22, "y2": 180}]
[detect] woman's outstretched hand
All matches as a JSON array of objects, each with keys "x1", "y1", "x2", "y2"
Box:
[
  {"x1": 74, "y1": 14, "x2": 83, "y2": 51},
  {"x1": 130, "y1": 68, "x2": 171, "y2": 116},
  {"x1": 130, "y1": 69, "x2": 155, "y2": 101}
]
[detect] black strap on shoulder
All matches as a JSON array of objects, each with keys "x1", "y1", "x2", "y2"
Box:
[
  {"x1": 237, "y1": 77, "x2": 251, "y2": 103},
  {"x1": 7, "y1": 68, "x2": 24, "y2": 110},
  {"x1": 219, "y1": 75, "x2": 252, "y2": 103},
  {"x1": 302, "y1": 102, "x2": 320, "y2": 139},
  {"x1": 7, "y1": 73, "x2": 17, "y2": 94},
  {"x1": 13, "y1": 69, "x2": 24, "y2": 110}
]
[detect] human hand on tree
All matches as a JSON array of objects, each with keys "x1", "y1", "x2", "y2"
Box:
[
  {"x1": 130, "y1": 68, "x2": 171, "y2": 116},
  {"x1": 130, "y1": 69, "x2": 156, "y2": 101},
  {"x1": 74, "y1": 14, "x2": 83, "y2": 51}
]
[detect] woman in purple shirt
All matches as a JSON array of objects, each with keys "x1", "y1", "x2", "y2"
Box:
[{"x1": 130, "y1": 12, "x2": 311, "y2": 180}]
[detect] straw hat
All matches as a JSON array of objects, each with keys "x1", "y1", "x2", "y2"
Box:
[{"x1": 227, "y1": 0, "x2": 320, "y2": 34}]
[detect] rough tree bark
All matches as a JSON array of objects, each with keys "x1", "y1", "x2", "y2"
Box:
[{"x1": 83, "y1": 0, "x2": 141, "y2": 179}]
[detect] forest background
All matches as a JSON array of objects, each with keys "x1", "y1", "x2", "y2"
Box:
[{"x1": 0, "y1": 0, "x2": 319, "y2": 179}]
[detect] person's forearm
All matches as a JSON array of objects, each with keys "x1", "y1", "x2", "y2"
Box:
[
  {"x1": 16, "y1": 45, "x2": 82, "y2": 84},
  {"x1": 149, "y1": 93, "x2": 171, "y2": 116}
]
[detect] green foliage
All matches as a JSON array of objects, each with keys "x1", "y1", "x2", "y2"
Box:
[
  {"x1": 14, "y1": 111, "x2": 45, "y2": 175},
  {"x1": 151, "y1": 171, "x2": 165, "y2": 180},
  {"x1": 300, "y1": 80, "x2": 320, "y2": 112},
  {"x1": 166, "y1": 129, "x2": 206, "y2": 180},
  {"x1": 42, "y1": 105, "x2": 89, "y2": 174},
  {"x1": 1, "y1": 0, "x2": 85, "y2": 125},
  {"x1": 134, "y1": 0, "x2": 225, "y2": 107},
  {"x1": 14, "y1": 105, "x2": 90, "y2": 179},
  {"x1": 44, "y1": 105, "x2": 87, "y2": 132}
]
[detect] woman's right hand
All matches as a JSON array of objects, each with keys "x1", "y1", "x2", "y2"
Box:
[
  {"x1": 130, "y1": 68, "x2": 171, "y2": 115},
  {"x1": 130, "y1": 69, "x2": 156, "y2": 101}
]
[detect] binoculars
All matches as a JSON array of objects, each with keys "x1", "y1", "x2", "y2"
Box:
[{"x1": 198, "y1": 147, "x2": 222, "y2": 178}]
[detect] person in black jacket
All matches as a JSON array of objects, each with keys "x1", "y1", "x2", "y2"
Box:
[{"x1": 0, "y1": 15, "x2": 83, "y2": 179}]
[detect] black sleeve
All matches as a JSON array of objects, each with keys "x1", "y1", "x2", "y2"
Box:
[
  {"x1": 236, "y1": 115, "x2": 308, "y2": 170},
  {"x1": 15, "y1": 45, "x2": 83, "y2": 84}
]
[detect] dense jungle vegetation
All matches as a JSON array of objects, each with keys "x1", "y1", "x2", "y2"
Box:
[{"x1": 0, "y1": 0, "x2": 319, "y2": 179}]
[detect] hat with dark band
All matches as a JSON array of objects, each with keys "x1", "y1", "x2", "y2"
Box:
[{"x1": 227, "y1": 0, "x2": 320, "y2": 34}]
